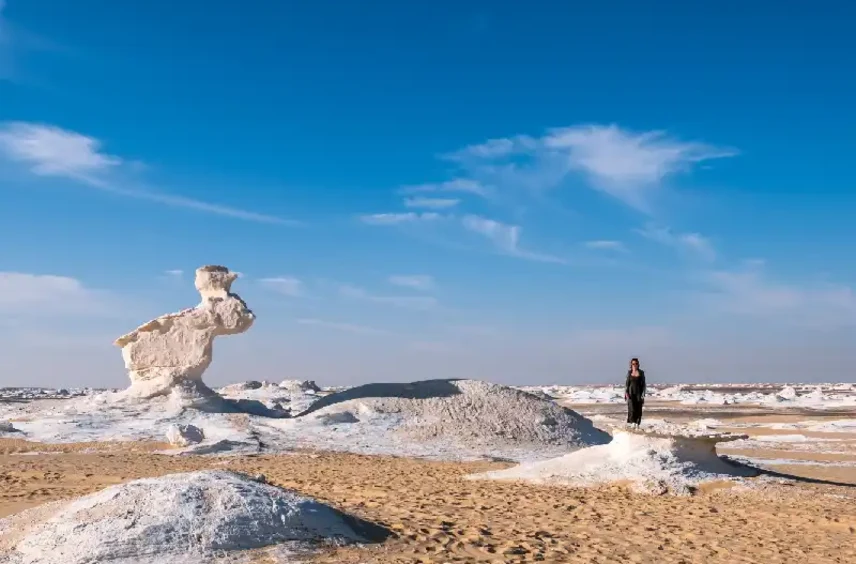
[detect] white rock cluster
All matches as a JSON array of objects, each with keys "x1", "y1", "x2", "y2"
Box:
[
  {"x1": 279, "y1": 380, "x2": 321, "y2": 393},
  {"x1": 0, "y1": 421, "x2": 19, "y2": 433},
  {"x1": 472, "y1": 430, "x2": 760, "y2": 495},
  {"x1": 165, "y1": 424, "x2": 204, "y2": 447},
  {"x1": 0, "y1": 470, "x2": 389, "y2": 564},
  {"x1": 289, "y1": 379, "x2": 611, "y2": 460},
  {"x1": 114, "y1": 266, "x2": 255, "y2": 399}
]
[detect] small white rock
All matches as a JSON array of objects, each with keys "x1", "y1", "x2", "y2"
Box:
[
  {"x1": 0, "y1": 421, "x2": 18, "y2": 433},
  {"x1": 165, "y1": 424, "x2": 204, "y2": 446}
]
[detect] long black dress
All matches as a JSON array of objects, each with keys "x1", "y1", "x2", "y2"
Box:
[{"x1": 625, "y1": 369, "x2": 646, "y2": 425}]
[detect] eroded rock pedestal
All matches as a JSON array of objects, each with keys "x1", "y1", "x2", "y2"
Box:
[
  {"x1": 471, "y1": 423, "x2": 759, "y2": 495},
  {"x1": 114, "y1": 266, "x2": 255, "y2": 399}
]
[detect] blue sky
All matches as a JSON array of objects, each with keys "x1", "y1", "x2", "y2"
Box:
[{"x1": 1, "y1": 0, "x2": 855, "y2": 387}]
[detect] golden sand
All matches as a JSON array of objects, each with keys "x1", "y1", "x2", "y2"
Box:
[{"x1": 1, "y1": 440, "x2": 855, "y2": 563}]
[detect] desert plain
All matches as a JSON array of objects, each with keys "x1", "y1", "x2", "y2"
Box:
[{"x1": 2, "y1": 387, "x2": 855, "y2": 564}]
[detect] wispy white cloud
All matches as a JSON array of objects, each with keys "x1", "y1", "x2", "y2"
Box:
[
  {"x1": 584, "y1": 240, "x2": 628, "y2": 252},
  {"x1": 403, "y1": 197, "x2": 460, "y2": 209},
  {"x1": 1, "y1": 1, "x2": 58, "y2": 82},
  {"x1": 462, "y1": 215, "x2": 519, "y2": 252},
  {"x1": 164, "y1": 269, "x2": 183, "y2": 278},
  {"x1": 0, "y1": 122, "x2": 298, "y2": 225},
  {"x1": 462, "y1": 214, "x2": 565, "y2": 263},
  {"x1": 0, "y1": 122, "x2": 120, "y2": 181},
  {"x1": 360, "y1": 210, "x2": 563, "y2": 264},
  {"x1": 544, "y1": 125, "x2": 736, "y2": 208},
  {"x1": 636, "y1": 223, "x2": 716, "y2": 262},
  {"x1": 258, "y1": 276, "x2": 303, "y2": 297},
  {"x1": 358, "y1": 212, "x2": 444, "y2": 225},
  {"x1": 440, "y1": 124, "x2": 736, "y2": 211},
  {"x1": 388, "y1": 275, "x2": 436, "y2": 292},
  {"x1": 119, "y1": 190, "x2": 293, "y2": 224},
  {"x1": 399, "y1": 178, "x2": 489, "y2": 198},
  {"x1": 296, "y1": 318, "x2": 389, "y2": 336},
  {"x1": 698, "y1": 262, "x2": 856, "y2": 326},
  {"x1": 0, "y1": 271, "x2": 115, "y2": 316},
  {"x1": 443, "y1": 135, "x2": 539, "y2": 162},
  {"x1": 339, "y1": 284, "x2": 438, "y2": 310}
]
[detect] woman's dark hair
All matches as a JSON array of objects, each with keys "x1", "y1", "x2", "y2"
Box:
[{"x1": 630, "y1": 358, "x2": 640, "y2": 366}]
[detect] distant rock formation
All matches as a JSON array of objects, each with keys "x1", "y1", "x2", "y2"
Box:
[
  {"x1": 114, "y1": 265, "x2": 255, "y2": 399},
  {"x1": 279, "y1": 379, "x2": 321, "y2": 393}
]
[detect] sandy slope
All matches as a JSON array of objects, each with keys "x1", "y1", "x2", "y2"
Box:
[{"x1": 1, "y1": 443, "x2": 854, "y2": 563}]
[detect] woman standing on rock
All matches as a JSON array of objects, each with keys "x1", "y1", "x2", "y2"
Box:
[{"x1": 625, "y1": 358, "x2": 646, "y2": 426}]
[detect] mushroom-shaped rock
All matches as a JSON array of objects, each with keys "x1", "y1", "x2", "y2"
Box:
[
  {"x1": 471, "y1": 423, "x2": 759, "y2": 495},
  {"x1": 114, "y1": 266, "x2": 255, "y2": 399}
]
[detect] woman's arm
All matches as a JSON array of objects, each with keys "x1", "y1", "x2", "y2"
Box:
[
  {"x1": 640, "y1": 371, "x2": 647, "y2": 397},
  {"x1": 625, "y1": 371, "x2": 631, "y2": 398}
]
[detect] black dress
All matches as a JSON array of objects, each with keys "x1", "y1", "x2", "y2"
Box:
[{"x1": 625, "y1": 369, "x2": 646, "y2": 424}]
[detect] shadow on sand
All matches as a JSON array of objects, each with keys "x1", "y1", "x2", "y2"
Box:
[
  {"x1": 339, "y1": 513, "x2": 395, "y2": 544},
  {"x1": 720, "y1": 456, "x2": 856, "y2": 489}
]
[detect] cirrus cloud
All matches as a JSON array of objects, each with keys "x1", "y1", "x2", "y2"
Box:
[
  {"x1": 0, "y1": 121, "x2": 298, "y2": 225},
  {"x1": 0, "y1": 271, "x2": 118, "y2": 317},
  {"x1": 258, "y1": 276, "x2": 303, "y2": 297},
  {"x1": 442, "y1": 123, "x2": 736, "y2": 212},
  {"x1": 389, "y1": 275, "x2": 436, "y2": 292}
]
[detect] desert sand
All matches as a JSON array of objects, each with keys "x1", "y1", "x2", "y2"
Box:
[{"x1": 1, "y1": 432, "x2": 854, "y2": 564}]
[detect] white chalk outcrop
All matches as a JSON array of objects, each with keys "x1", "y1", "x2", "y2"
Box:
[
  {"x1": 279, "y1": 379, "x2": 611, "y2": 460},
  {"x1": 279, "y1": 379, "x2": 321, "y2": 393},
  {"x1": 471, "y1": 426, "x2": 759, "y2": 495},
  {"x1": 114, "y1": 266, "x2": 255, "y2": 399},
  {"x1": 0, "y1": 420, "x2": 19, "y2": 434},
  {"x1": 0, "y1": 470, "x2": 389, "y2": 564},
  {"x1": 165, "y1": 424, "x2": 204, "y2": 447}
]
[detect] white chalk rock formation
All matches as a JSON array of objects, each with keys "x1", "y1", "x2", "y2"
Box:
[
  {"x1": 279, "y1": 379, "x2": 321, "y2": 393},
  {"x1": 218, "y1": 381, "x2": 264, "y2": 394},
  {"x1": 0, "y1": 470, "x2": 389, "y2": 564},
  {"x1": 471, "y1": 427, "x2": 759, "y2": 495},
  {"x1": 114, "y1": 266, "x2": 255, "y2": 399},
  {"x1": 296, "y1": 379, "x2": 611, "y2": 458},
  {"x1": 165, "y1": 424, "x2": 204, "y2": 447},
  {"x1": 0, "y1": 421, "x2": 19, "y2": 433}
]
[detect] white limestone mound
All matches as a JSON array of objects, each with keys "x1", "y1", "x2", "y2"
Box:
[
  {"x1": 776, "y1": 386, "x2": 798, "y2": 401},
  {"x1": 279, "y1": 379, "x2": 321, "y2": 393},
  {"x1": 218, "y1": 381, "x2": 264, "y2": 393},
  {"x1": 471, "y1": 430, "x2": 760, "y2": 495},
  {"x1": 297, "y1": 379, "x2": 610, "y2": 455},
  {"x1": 0, "y1": 420, "x2": 20, "y2": 433},
  {"x1": 114, "y1": 265, "x2": 255, "y2": 399},
  {"x1": 0, "y1": 470, "x2": 389, "y2": 564},
  {"x1": 165, "y1": 424, "x2": 204, "y2": 447}
]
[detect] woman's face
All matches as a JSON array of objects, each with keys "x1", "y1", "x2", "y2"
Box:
[{"x1": 630, "y1": 360, "x2": 639, "y2": 370}]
